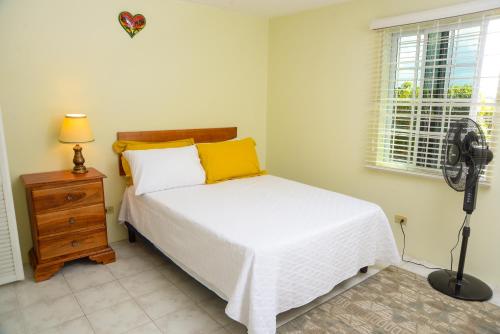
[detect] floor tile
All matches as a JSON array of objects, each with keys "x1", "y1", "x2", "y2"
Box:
[
  {"x1": 38, "y1": 316, "x2": 94, "y2": 334},
  {"x1": 154, "y1": 304, "x2": 222, "y2": 334},
  {"x1": 197, "y1": 297, "x2": 233, "y2": 326},
  {"x1": 142, "y1": 252, "x2": 171, "y2": 267},
  {"x1": 124, "y1": 322, "x2": 162, "y2": 334},
  {"x1": 119, "y1": 269, "x2": 173, "y2": 298},
  {"x1": 158, "y1": 263, "x2": 192, "y2": 284},
  {"x1": 112, "y1": 239, "x2": 173, "y2": 266},
  {"x1": 75, "y1": 281, "x2": 131, "y2": 314},
  {"x1": 106, "y1": 256, "x2": 154, "y2": 279},
  {"x1": 12, "y1": 237, "x2": 423, "y2": 334},
  {"x1": 140, "y1": 250, "x2": 171, "y2": 267},
  {"x1": 175, "y1": 279, "x2": 217, "y2": 303},
  {"x1": 136, "y1": 285, "x2": 193, "y2": 320},
  {"x1": 0, "y1": 283, "x2": 19, "y2": 315},
  {"x1": 0, "y1": 310, "x2": 27, "y2": 334},
  {"x1": 21, "y1": 295, "x2": 83, "y2": 334},
  {"x1": 86, "y1": 299, "x2": 149, "y2": 334},
  {"x1": 111, "y1": 241, "x2": 141, "y2": 259},
  {"x1": 62, "y1": 260, "x2": 115, "y2": 292},
  {"x1": 224, "y1": 322, "x2": 247, "y2": 334},
  {"x1": 210, "y1": 328, "x2": 230, "y2": 334},
  {"x1": 15, "y1": 273, "x2": 72, "y2": 308}
]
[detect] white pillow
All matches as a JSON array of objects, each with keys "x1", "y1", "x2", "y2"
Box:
[{"x1": 123, "y1": 145, "x2": 206, "y2": 196}]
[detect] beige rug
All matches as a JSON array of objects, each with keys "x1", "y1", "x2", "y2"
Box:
[{"x1": 278, "y1": 266, "x2": 500, "y2": 334}]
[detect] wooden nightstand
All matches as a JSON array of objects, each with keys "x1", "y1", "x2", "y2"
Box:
[{"x1": 21, "y1": 168, "x2": 115, "y2": 282}]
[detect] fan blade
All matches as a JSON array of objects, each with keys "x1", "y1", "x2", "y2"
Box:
[{"x1": 451, "y1": 121, "x2": 466, "y2": 144}]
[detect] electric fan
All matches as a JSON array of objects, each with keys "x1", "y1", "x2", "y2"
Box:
[{"x1": 428, "y1": 118, "x2": 494, "y2": 301}]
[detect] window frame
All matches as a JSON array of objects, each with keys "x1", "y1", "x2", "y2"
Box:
[{"x1": 377, "y1": 19, "x2": 491, "y2": 177}]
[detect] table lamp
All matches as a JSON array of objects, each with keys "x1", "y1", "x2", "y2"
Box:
[{"x1": 58, "y1": 114, "x2": 94, "y2": 174}]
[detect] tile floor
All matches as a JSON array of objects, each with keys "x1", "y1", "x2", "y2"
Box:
[{"x1": 0, "y1": 238, "x2": 498, "y2": 334}]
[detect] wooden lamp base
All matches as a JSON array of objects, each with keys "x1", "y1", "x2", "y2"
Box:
[{"x1": 72, "y1": 144, "x2": 88, "y2": 174}]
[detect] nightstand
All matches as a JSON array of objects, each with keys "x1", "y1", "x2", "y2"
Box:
[{"x1": 21, "y1": 168, "x2": 115, "y2": 282}]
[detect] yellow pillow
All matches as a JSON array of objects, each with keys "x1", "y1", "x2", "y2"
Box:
[
  {"x1": 196, "y1": 138, "x2": 264, "y2": 184},
  {"x1": 114, "y1": 138, "x2": 195, "y2": 177}
]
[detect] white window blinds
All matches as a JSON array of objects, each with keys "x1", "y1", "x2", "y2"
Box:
[{"x1": 367, "y1": 9, "x2": 500, "y2": 184}]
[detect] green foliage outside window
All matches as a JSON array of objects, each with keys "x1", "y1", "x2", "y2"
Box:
[
  {"x1": 395, "y1": 81, "x2": 472, "y2": 99},
  {"x1": 394, "y1": 81, "x2": 493, "y2": 139}
]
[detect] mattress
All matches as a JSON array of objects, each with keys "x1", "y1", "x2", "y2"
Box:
[{"x1": 119, "y1": 175, "x2": 400, "y2": 334}]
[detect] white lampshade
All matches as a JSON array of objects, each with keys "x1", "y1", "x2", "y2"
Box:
[{"x1": 58, "y1": 114, "x2": 94, "y2": 143}]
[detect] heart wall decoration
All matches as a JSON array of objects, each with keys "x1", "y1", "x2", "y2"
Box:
[{"x1": 118, "y1": 11, "x2": 146, "y2": 38}]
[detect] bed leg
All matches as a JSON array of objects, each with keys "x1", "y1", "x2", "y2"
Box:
[
  {"x1": 127, "y1": 225, "x2": 136, "y2": 243},
  {"x1": 359, "y1": 266, "x2": 368, "y2": 274}
]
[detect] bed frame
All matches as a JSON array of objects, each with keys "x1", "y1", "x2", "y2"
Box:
[{"x1": 117, "y1": 126, "x2": 368, "y2": 282}]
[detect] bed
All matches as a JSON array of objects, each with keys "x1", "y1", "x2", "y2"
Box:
[{"x1": 117, "y1": 127, "x2": 400, "y2": 334}]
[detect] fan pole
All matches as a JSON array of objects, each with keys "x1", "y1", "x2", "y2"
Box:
[{"x1": 455, "y1": 214, "x2": 470, "y2": 287}]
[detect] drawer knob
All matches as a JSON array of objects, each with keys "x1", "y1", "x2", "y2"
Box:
[
  {"x1": 68, "y1": 217, "x2": 76, "y2": 225},
  {"x1": 65, "y1": 194, "x2": 74, "y2": 201},
  {"x1": 71, "y1": 240, "x2": 80, "y2": 247}
]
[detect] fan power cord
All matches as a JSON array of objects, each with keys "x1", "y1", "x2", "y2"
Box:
[
  {"x1": 399, "y1": 214, "x2": 469, "y2": 271},
  {"x1": 399, "y1": 223, "x2": 442, "y2": 270},
  {"x1": 450, "y1": 214, "x2": 467, "y2": 272}
]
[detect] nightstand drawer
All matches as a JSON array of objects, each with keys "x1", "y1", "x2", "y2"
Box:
[
  {"x1": 38, "y1": 228, "x2": 107, "y2": 260},
  {"x1": 32, "y1": 181, "x2": 103, "y2": 213},
  {"x1": 36, "y1": 204, "x2": 105, "y2": 237}
]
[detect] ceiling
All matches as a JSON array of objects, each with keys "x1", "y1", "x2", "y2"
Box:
[{"x1": 184, "y1": 0, "x2": 350, "y2": 17}]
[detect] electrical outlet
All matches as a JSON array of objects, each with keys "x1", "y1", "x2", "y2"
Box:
[
  {"x1": 105, "y1": 206, "x2": 114, "y2": 215},
  {"x1": 395, "y1": 214, "x2": 407, "y2": 225}
]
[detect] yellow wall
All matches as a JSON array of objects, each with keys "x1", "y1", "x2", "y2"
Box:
[
  {"x1": 268, "y1": 0, "x2": 500, "y2": 286},
  {"x1": 0, "y1": 0, "x2": 268, "y2": 262},
  {"x1": 1, "y1": 0, "x2": 499, "y2": 288}
]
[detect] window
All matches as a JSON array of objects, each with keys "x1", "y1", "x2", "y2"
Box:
[{"x1": 368, "y1": 10, "x2": 500, "y2": 183}]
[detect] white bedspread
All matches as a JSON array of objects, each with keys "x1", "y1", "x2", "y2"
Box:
[{"x1": 119, "y1": 175, "x2": 400, "y2": 334}]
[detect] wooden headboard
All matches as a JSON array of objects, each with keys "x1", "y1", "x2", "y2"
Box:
[{"x1": 116, "y1": 127, "x2": 237, "y2": 175}]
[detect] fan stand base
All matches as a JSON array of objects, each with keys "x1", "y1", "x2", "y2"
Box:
[{"x1": 428, "y1": 269, "x2": 492, "y2": 301}]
